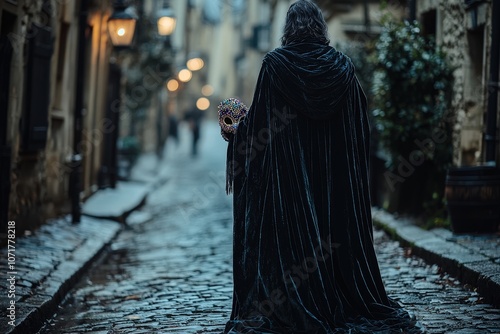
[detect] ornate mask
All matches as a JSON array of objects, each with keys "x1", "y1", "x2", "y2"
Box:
[{"x1": 217, "y1": 98, "x2": 248, "y2": 141}]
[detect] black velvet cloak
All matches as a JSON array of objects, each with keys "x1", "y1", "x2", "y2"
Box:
[{"x1": 224, "y1": 42, "x2": 421, "y2": 333}]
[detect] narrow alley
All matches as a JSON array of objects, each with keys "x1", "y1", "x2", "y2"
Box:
[{"x1": 38, "y1": 122, "x2": 500, "y2": 334}]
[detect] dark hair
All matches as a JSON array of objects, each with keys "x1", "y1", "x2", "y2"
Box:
[{"x1": 281, "y1": 0, "x2": 330, "y2": 46}]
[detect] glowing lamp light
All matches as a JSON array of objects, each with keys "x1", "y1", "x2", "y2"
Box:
[
  {"x1": 157, "y1": 8, "x2": 177, "y2": 36},
  {"x1": 202, "y1": 84, "x2": 214, "y2": 96},
  {"x1": 178, "y1": 69, "x2": 192, "y2": 83},
  {"x1": 167, "y1": 79, "x2": 179, "y2": 92},
  {"x1": 187, "y1": 57, "x2": 205, "y2": 71},
  {"x1": 197, "y1": 97, "x2": 210, "y2": 111},
  {"x1": 108, "y1": 2, "x2": 138, "y2": 47}
]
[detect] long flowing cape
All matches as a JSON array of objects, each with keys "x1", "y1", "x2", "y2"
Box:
[{"x1": 225, "y1": 42, "x2": 420, "y2": 333}]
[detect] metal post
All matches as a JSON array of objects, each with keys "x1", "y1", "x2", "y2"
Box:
[
  {"x1": 363, "y1": 0, "x2": 370, "y2": 33},
  {"x1": 157, "y1": 91, "x2": 164, "y2": 159},
  {"x1": 71, "y1": 0, "x2": 89, "y2": 224},
  {"x1": 409, "y1": 0, "x2": 417, "y2": 22},
  {"x1": 485, "y1": 0, "x2": 500, "y2": 163}
]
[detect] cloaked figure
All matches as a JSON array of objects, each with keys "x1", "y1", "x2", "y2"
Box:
[{"x1": 222, "y1": 1, "x2": 423, "y2": 333}]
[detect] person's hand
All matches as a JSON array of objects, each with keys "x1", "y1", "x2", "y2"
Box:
[{"x1": 221, "y1": 129, "x2": 233, "y2": 142}]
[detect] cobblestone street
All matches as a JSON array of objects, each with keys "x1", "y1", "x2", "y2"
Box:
[{"x1": 38, "y1": 122, "x2": 500, "y2": 334}]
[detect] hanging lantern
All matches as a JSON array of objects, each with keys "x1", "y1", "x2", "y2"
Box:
[
  {"x1": 108, "y1": 0, "x2": 138, "y2": 47},
  {"x1": 157, "y1": 7, "x2": 177, "y2": 36}
]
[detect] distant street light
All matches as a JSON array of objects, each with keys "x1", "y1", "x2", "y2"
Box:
[
  {"x1": 167, "y1": 79, "x2": 179, "y2": 92},
  {"x1": 157, "y1": 5, "x2": 176, "y2": 36},
  {"x1": 108, "y1": 0, "x2": 138, "y2": 47},
  {"x1": 202, "y1": 84, "x2": 214, "y2": 96},
  {"x1": 178, "y1": 69, "x2": 193, "y2": 83},
  {"x1": 197, "y1": 97, "x2": 210, "y2": 111},
  {"x1": 187, "y1": 57, "x2": 204, "y2": 71}
]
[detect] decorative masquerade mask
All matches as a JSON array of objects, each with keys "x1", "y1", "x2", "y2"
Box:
[{"x1": 217, "y1": 98, "x2": 248, "y2": 141}]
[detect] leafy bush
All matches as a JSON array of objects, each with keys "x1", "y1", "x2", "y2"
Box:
[
  {"x1": 370, "y1": 20, "x2": 455, "y2": 219},
  {"x1": 334, "y1": 40, "x2": 375, "y2": 102},
  {"x1": 371, "y1": 20, "x2": 454, "y2": 172}
]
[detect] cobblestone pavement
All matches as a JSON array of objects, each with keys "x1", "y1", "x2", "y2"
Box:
[{"x1": 38, "y1": 122, "x2": 500, "y2": 334}]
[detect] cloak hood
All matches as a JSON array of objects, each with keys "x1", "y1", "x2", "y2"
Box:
[{"x1": 264, "y1": 42, "x2": 355, "y2": 120}]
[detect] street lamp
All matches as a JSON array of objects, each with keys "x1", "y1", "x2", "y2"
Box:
[
  {"x1": 178, "y1": 69, "x2": 193, "y2": 83},
  {"x1": 166, "y1": 79, "x2": 179, "y2": 92},
  {"x1": 196, "y1": 97, "x2": 210, "y2": 111},
  {"x1": 187, "y1": 57, "x2": 204, "y2": 71},
  {"x1": 108, "y1": 0, "x2": 138, "y2": 47},
  {"x1": 157, "y1": 4, "x2": 176, "y2": 36},
  {"x1": 202, "y1": 84, "x2": 214, "y2": 97}
]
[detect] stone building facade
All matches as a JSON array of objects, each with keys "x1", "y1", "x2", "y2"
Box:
[
  {"x1": 0, "y1": 0, "x2": 116, "y2": 234},
  {"x1": 176, "y1": 0, "x2": 406, "y2": 114},
  {"x1": 417, "y1": 0, "x2": 498, "y2": 166}
]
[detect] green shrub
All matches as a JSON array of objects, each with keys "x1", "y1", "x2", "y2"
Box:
[
  {"x1": 371, "y1": 20, "x2": 454, "y2": 172},
  {"x1": 370, "y1": 20, "x2": 455, "y2": 220}
]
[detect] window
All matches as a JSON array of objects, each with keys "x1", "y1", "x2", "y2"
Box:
[
  {"x1": 421, "y1": 9, "x2": 437, "y2": 38},
  {"x1": 53, "y1": 22, "x2": 69, "y2": 111}
]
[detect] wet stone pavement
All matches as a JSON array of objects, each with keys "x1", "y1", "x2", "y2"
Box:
[{"x1": 38, "y1": 122, "x2": 500, "y2": 334}]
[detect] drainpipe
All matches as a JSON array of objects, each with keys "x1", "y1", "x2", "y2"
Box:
[
  {"x1": 485, "y1": 0, "x2": 500, "y2": 163},
  {"x1": 409, "y1": 0, "x2": 417, "y2": 22},
  {"x1": 363, "y1": 0, "x2": 370, "y2": 33},
  {"x1": 70, "y1": 0, "x2": 89, "y2": 224}
]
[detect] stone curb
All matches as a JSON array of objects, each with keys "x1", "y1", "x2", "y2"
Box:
[
  {"x1": 1, "y1": 154, "x2": 163, "y2": 334},
  {"x1": 1, "y1": 217, "x2": 122, "y2": 334},
  {"x1": 81, "y1": 182, "x2": 150, "y2": 224},
  {"x1": 2, "y1": 184, "x2": 153, "y2": 334},
  {"x1": 372, "y1": 208, "x2": 500, "y2": 307}
]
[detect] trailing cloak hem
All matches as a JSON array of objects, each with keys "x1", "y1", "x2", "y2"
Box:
[{"x1": 224, "y1": 301, "x2": 420, "y2": 333}]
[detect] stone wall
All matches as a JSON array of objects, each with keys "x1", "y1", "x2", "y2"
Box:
[
  {"x1": 438, "y1": 0, "x2": 468, "y2": 166},
  {"x1": 4, "y1": 0, "x2": 62, "y2": 230},
  {"x1": 418, "y1": 0, "x2": 494, "y2": 166},
  {"x1": 3, "y1": 0, "x2": 114, "y2": 231}
]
